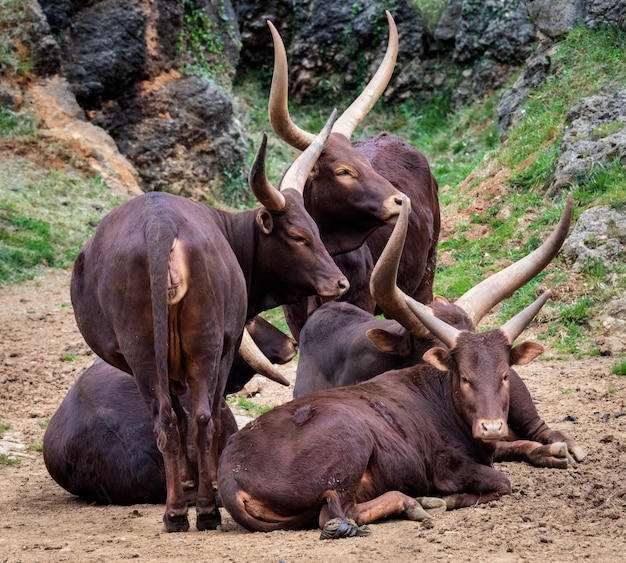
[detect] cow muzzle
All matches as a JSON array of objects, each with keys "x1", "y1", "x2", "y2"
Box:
[
  {"x1": 380, "y1": 194, "x2": 408, "y2": 224},
  {"x1": 475, "y1": 419, "x2": 508, "y2": 442}
]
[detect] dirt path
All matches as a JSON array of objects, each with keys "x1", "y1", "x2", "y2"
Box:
[{"x1": 1, "y1": 269, "x2": 624, "y2": 562}]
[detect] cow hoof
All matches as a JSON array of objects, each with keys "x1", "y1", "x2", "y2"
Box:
[
  {"x1": 164, "y1": 514, "x2": 190, "y2": 533},
  {"x1": 196, "y1": 510, "x2": 221, "y2": 531},
  {"x1": 320, "y1": 518, "x2": 370, "y2": 540},
  {"x1": 416, "y1": 496, "x2": 447, "y2": 515}
]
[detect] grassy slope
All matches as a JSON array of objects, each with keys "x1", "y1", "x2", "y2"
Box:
[{"x1": 1, "y1": 22, "x2": 624, "y2": 360}]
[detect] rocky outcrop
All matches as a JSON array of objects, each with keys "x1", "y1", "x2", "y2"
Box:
[
  {"x1": 91, "y1": 72, "x2": 248, "y2": 203},
  {"x1": 549, "y1": 91, "x2": 626, "y2": 195},
  {"x1": 30, "y1": 76, "x2": 142, "y2": 198},
  {"x1": 561, "y1": 205, "x2": 626, "y2": 275},
  {"x1": 16, "y1": 0, "x2": 626, "y2": 204},
  {"x1": 32, "y1": 0, "x2": 246, "y2": 203}
]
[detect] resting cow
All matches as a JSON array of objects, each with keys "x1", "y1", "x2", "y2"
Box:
[
  {"x1": 269, "y1": 12, "x2": 440, "y2": 339},
  {"x1": 43, "y1": 316, "x2": 296, "y2": 506},
  {"x1": 70, "y1": 113, "x2": 348, "y2": 533},
  {"x1": 217, "y1": 199, "x2": 560, "y2": 538},
  {"x1": 294, "y1": 194, "x2": 585, "y2": 468}
]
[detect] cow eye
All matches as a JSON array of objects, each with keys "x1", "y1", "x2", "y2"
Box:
[
  {"x1": 290, "y1": 233, "x2": 308, "y2": 244},
  {"x1": 335, "y1": 167, "x2": 354, "y2": 177},
  {"x1": 460, "y1": 374, "x2": 470, "y2": 384},
  {"x1": 503, "y1": 371, "x2": 510, "y2": 382}
]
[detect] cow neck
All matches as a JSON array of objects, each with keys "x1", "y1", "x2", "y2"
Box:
[{"x1": 220, "y1": 209, "x2": 264, "y2": 320}]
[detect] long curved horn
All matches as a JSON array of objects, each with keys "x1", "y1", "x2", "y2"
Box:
[
  {"x1": 500, "y1": 290, "x2": 551, "y2": 344},
  {"x1": 454, "y1": 193, "x2": 573, "y2": 327},
  {"x1": 268, "y1": 11, "x2": 398, "y2": 148},
  {"x1": 249, "y1": 132, "x2": 286, "y2": 211},
  {"x1": 370, "y1": 196, "x2": 432, "y2": 337},
  {"x1": 332, "y1": 11, "x2": 399, "y2": 139},
  {"x1": 239, "y1": 328, "x2": 290, "y2": 387},
  {"x1": 405, "y1": 296, "x2": 461, "y2": 349},
  {"x1": 267, "y1": 20, "x2": 316, "y2": 151},
  {"x1": 279, "y1": 108, "x2": 337, "y2": 195}
]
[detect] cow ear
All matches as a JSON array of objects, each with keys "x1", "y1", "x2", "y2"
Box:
[
  {"x1": 366, "y1": 328, "x2": 411, "y2": 356},
  {"x1": 510, "y1": 341, "x2": 544, "y2": 366},
  {"x1": 422, "y1": 347, "x2": 451, "y2": 372},
  {"x1": 256, "y1": 209, "x2": 274, "y2": 234},
  {"x1": 309, "y1": 161, "x2": 320, "y2": 180}
]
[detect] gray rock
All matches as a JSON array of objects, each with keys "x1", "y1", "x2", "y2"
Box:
[
  {"x1": 92, "y1": 75, "x2": 248, "y2": 204},
  {"x1": 592, "y1": 294, "x2": 626, "y2": 355},
  {"x1": 561, "y1": 205, "x2": 626, "y2": 273},
  {"x1": 526, "y1": 0, "x2": 587, "y2": 39},
  {"x1": 586, "y1": 0, "x2": 626, "y2": 31},
  {"x1": 549, "y1": 91, "x2": 626, "y2": 195},
  {"x1": 453, "y1": 0, "x2": 535, "y2": 64}
]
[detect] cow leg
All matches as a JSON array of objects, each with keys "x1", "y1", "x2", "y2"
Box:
[
  {"x1": 170, "y1": 393, "x2": 197, "y2": 504},
  {"x1": 188, "y1": 377, "x2": 221, "y2": 532},
  {"x1": 348, "y1": 491, "x2": 447, "y2": 525},
  {"x1": 158, "y1": 402, "x2": 190, "y2": 532},
  {"x1": 494, "y1": 439, "x2": 571, "y2": 469},
  {"x1": 318, "y1": 491, "x2": 370, "y2": 540},
  {"x1": 441, "y1": 464, "x2": 511, "y2": 510},
  {"x1": 318, "y1": 490, "x2": 446, "y2": 539},
  {"x1": 134, "y1": 374, "x2": 189, "y2": 532},
  {"x1": 508, "y1": 369, "x2": 585, "y2": 462}
]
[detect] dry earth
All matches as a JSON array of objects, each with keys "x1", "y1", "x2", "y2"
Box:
[{"x1": 1, "y1": 268, "x2": 625, "y2": 563}]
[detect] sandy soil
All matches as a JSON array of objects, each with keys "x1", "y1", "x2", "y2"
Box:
[{"x1": 0, "y1": 268, "x2": 625, "y2": 563}]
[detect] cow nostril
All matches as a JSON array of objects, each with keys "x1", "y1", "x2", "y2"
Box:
[
  {"x1": 338, "y1": 279, "x2": 350, "y2": 291},
  {"x1": 394, "y1": 196, "x2": 404, "y2": 206}
]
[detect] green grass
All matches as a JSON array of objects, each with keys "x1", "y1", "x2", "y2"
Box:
[
  {"x1": 612, "y1": 360, "x2": 626, "y2": 376},
  {"x1": 0, "y1": 454, "x2": 19, "y2": 465},
  {"x1": 0, "y1": 423, "x2": 18, "y2": 465},
  {"x1": 0, "y1": 155, "x2": 123, "y2": 284},
  {"x1": 227, "y1": 396, "x2": 273, "y2": 417},
  {"x1": 499, "y1": 24, "x2": 626, "y2": 210}
]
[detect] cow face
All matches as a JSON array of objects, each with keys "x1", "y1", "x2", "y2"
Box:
[
  {"x1": 423, "y1": 330, "x2": 543, "y2": 443},
  {"x1": 304, "y1": 134, "x2": 404, "y2": 255},
  {"x1": 255, "y1": 189, "x2": 349, "y2": 304}
]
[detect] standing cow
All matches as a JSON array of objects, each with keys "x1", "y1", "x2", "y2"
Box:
[
  {"x1": 217, "y1": 200, "x2": 560, "y2": 538},
  {"x1": 70, "y1": 112, "x2": 348, "y2": 532},
  {"x1": 269, "y1": 12, "x2": 440, "y2": 339},
  {"x1": 43, "y1": 316, "x2": 296, "y2": 506},
  {"x1": 293, "y1": 194, "x2": 585, "y2": 467}
]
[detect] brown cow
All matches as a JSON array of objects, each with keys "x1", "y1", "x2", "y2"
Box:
[
  {"x1": 269, "y1": 12, "x2": 440, "y2": 340},
  {"x1": 217, "y1": 200, "x2": 559, "y2": 538},
  {"x1": 70, "y1": 112, "x2": 348, "y2": 532},
  {"x1": 43, "y1": 317, "x2": 296, "y2": 506},
  {"x1": 293, "y1": 194, "x2": 585, "y2": 468}
]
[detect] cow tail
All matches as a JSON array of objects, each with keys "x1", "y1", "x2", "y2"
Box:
[{"x1": 145, "y1": 214, "x2": 178, "y2": 449}]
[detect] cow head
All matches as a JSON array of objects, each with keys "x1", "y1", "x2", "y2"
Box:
[
  {"x1": 248, "y1": 110, "x2": 350, "y2": 309},
  {"x1": 267, "y1": 12, "x2": 405, "y2": 255},
  {"x1": 370, "y1": 195, "x2": 573, "y2": 442}
]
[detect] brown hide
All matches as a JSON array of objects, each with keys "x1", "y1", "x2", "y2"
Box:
[
  {"x1": 70, "y1": 179, "x2": 346, "y2": 532},
  {"x1": 43, "y1": 315, "x2": 296, "y2": 506},
  {"x1": 270, "y1": 15, "x2": 440, "y2": 340},
  {"x1": 218, "y1": 332, "x2": 543, "y2": 536}
]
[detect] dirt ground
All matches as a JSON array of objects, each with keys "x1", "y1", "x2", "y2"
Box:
[{"x1": 1, "y1": 268, "x2": 625, "y2": 563}]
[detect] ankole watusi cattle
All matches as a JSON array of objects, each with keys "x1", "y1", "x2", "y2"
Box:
[
  {"x1": 69, "y1": 112, "x2": 348, "y2": 533},
  {"x1": 43, "y1": 317, "x2": 297, "y2": 506},
  {"x1": 268, "y1": 11, "x2": 440, "y2": 340},
  {"x1": 217, "y1": 197, "x2": 577, "y2": 539},
  {"x1": 294, "y1": 193, "x2": 585, "y2": 468}
]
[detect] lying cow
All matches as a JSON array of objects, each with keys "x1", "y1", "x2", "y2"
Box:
[
  {"x1": 43, "y1": 315, "x2": 295, "y2": 506},
  {"x1": 294, "y1": 194, "x2": 585, "y2": 468},
  {"x1": 218, "y1": 200, "x2": 561, "y2": 538},
  {"x1": 69, "y1": 113, "x2": 349, "y2": 532}
]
